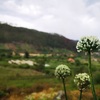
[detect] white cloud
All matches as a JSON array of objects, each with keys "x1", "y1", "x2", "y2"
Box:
[
  {"x1": 0, "y1": 0, "x2": 100, "y2": 40},
  {"x1": 0, "y1": 14, "x2": 35, "y2": 28}
]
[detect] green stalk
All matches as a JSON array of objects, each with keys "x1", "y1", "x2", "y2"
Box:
[
  {"x1": 88, "y1": 50, "x2": 97, "y2": 100},
  {"x1": 62, "y1": 78, "x2": 68, "y2": 100},
  {"x1": 79, "y1": 89, "x2": 82, "y2": 100}
]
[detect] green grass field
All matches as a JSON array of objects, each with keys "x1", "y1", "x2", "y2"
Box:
[{"x1": 0, "y1": 55, "x2": 100, "y2": 100}]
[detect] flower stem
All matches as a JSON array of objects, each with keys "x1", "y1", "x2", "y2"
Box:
[
  {"x1": 79, "y1": 89, "x2": 82, "y2": 100},
  {"x1": 62, "y1": 78, "x2": 68, "y2": 100},
  {"x1": 88, "y1": 50, "x2": 97, "y2": 100}
]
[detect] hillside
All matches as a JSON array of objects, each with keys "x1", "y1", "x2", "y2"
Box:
[{"x1": 0, "y1": 23, "x2": 77, "y2": 53}]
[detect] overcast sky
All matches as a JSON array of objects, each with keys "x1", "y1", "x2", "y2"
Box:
[{"x1": 0, "y1": 0, "x2": 100, "y2": 40}]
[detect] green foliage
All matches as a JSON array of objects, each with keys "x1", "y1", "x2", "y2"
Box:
[
  {"x1": 24, "y1": 51, "x2": 29, "y2": 58},
  {"x1": 34, "y1": 56, "x2": 46, "y2": 71},
  {"x1": 75, "y1": 59, "x2": 81, "y2": 66},
  {"x1": 0, "y1": 49, "x2": 12, "y2": 58},
  {"x1": 0, "y1": 91, "x2": 6, "y2": 97},
  {"x1": 94, "y1": 71, "x2": 100, "y2": 84}
]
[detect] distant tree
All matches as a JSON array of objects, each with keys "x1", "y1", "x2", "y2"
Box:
[{"x1": 24, "y1": 51, "x2": 29, "y2": 58}]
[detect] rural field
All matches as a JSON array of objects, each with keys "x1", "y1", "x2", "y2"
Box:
[
  {"x1": 0, "y1": 0, "x2": 100, "y2": 98},
  {"x1": 0, "y1": 53, "x2": 100, "y2": 100}
]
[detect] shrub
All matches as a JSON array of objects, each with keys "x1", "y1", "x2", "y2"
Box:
[
  {"x1": 34, "y1": 57, "x2": 46, "y2": 71},
  {"x1": 24, "y1": 51, "x2": 29, "y2": 58},
  {"x1": 94, "y1": 71, "x2": 100, "y2": 84},
  {"x1": 0, "y1": 91, "x2": 6, "y2": 97},
  {"x1": 75, "y1": 59, "x2": 81, "y2": 66}
]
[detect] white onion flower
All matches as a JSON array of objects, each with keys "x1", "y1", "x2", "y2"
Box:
[
  {"x1": 55, "y1": 64, "x2": 71, "y2": 79},
  {"x1": 74, "y1": 73, "x2": 90, "y2": 90},
  {"x1": 76, "y1": 36, "x2": 100, "y2": 52}
]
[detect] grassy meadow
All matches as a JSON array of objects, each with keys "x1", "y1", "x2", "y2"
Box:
[{"x1": 0, "y1": 53, "x2": 100, "y2": 100}]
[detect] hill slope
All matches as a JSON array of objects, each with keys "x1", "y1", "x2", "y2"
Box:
[{"x1": 0, "y1": 23, "x2": 77, "y2": 53}]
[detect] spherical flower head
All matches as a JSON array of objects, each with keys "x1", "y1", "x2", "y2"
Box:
[
  {"x1": 76, "y1": 36, "x2": 100, "y2": 52},
  {"x1": 74, "y1": 73, "x2": 90, "y2": 90},
  {"x1": 55, "y1": 64, "x2": 71, "y2": 79}
]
